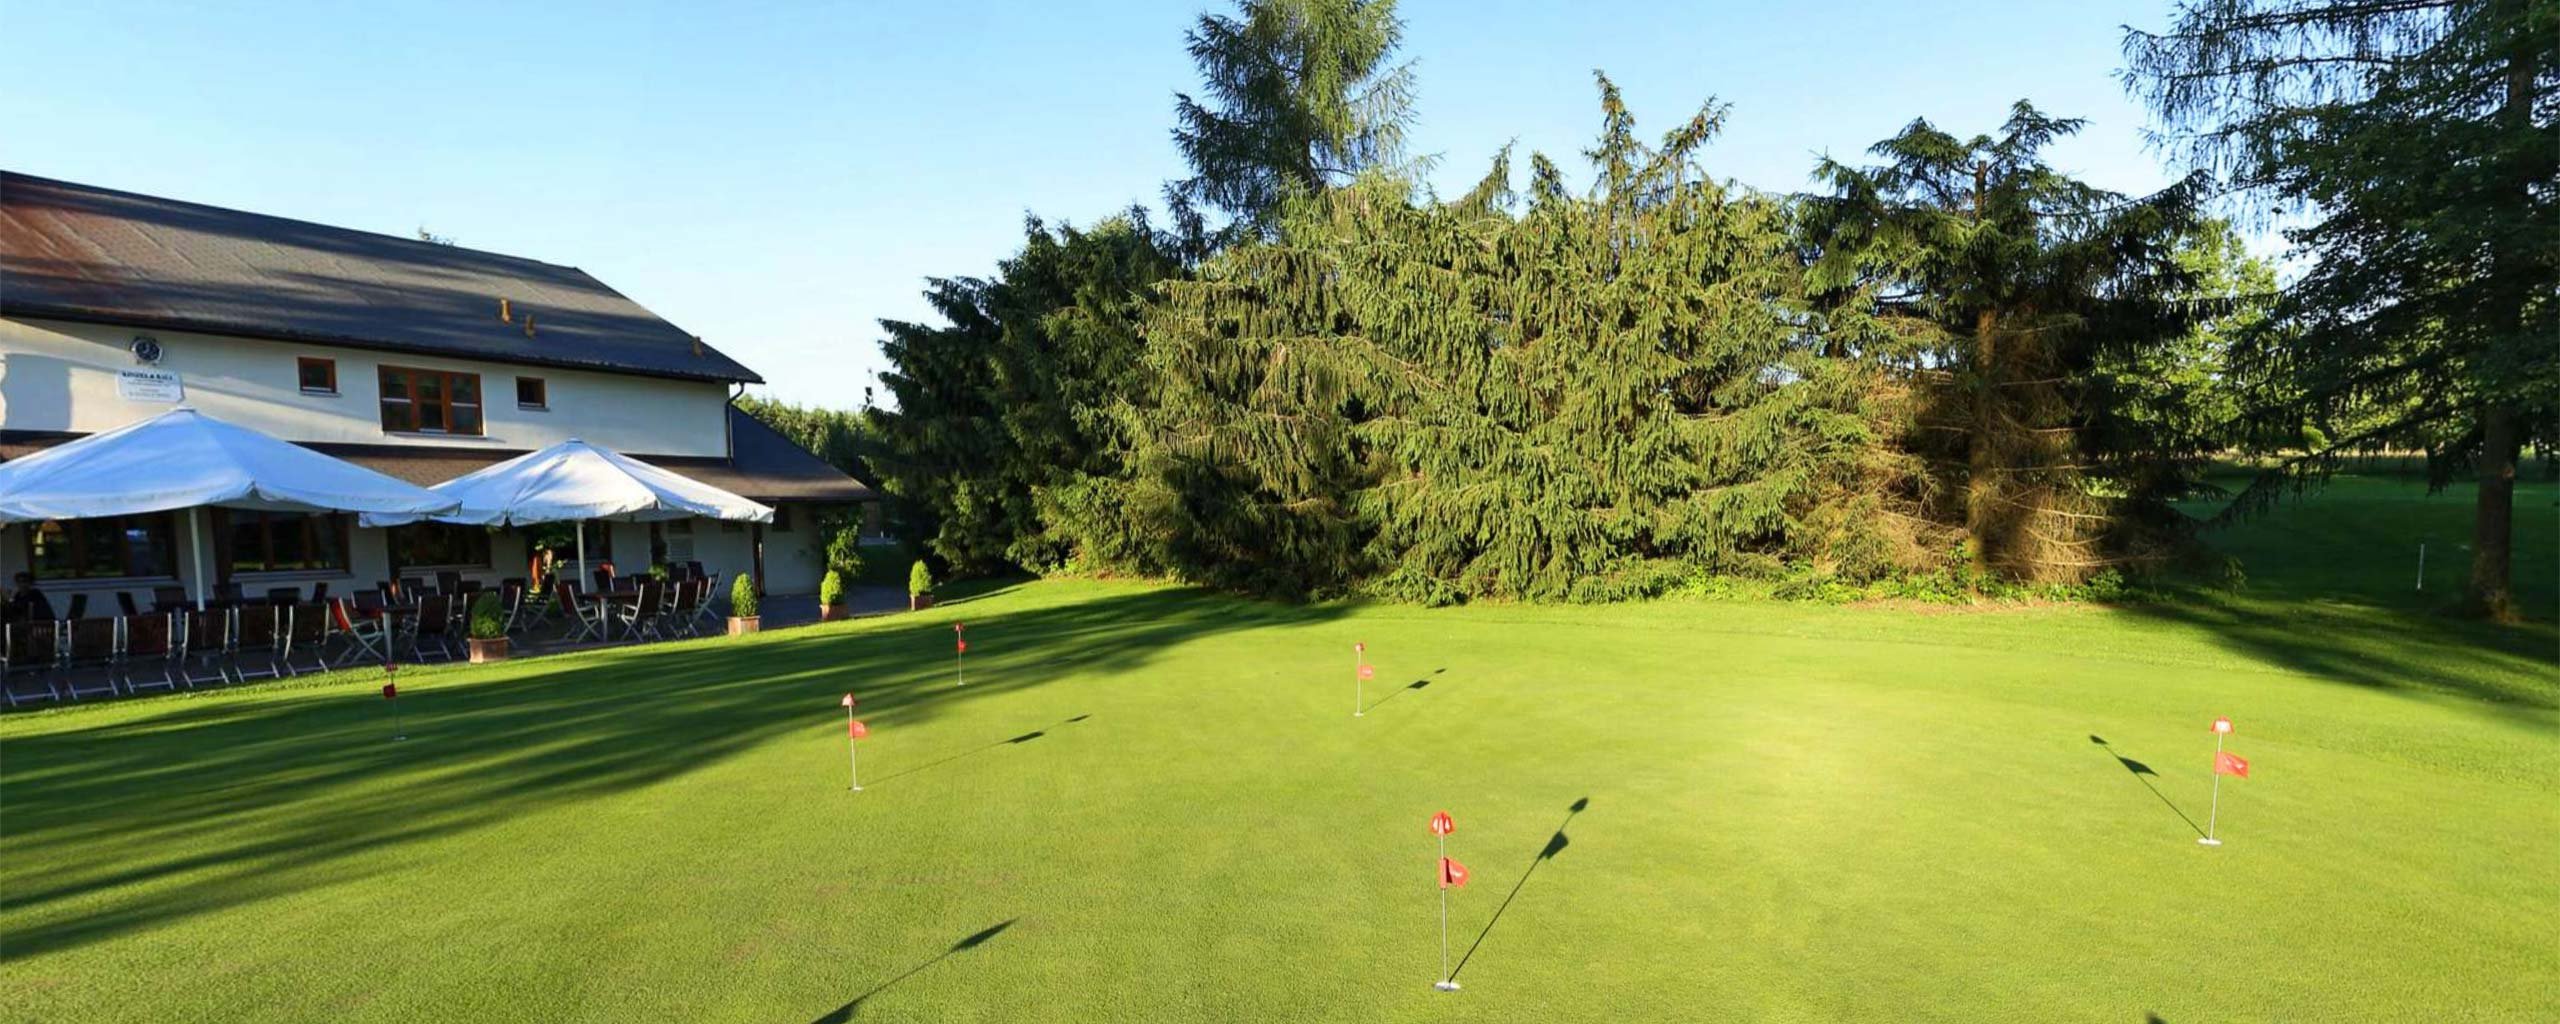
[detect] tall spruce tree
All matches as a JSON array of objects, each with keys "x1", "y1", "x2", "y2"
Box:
[
  {"x1": 870, "y1": 215, "x2": 1178, "y2": 574},
  {"x1": 1168, "y1": 0, "x2": 1417, "y2": 230},
  {"x1": 1803, "y1": 105, "x2": 2208, "y2": 582},
  {"x1": 2124, "y1": 0, "x2": 2558, "y2": 618},
  {"x1": 1133, "y1": 75, "x2": 1928, "y2": 601}
]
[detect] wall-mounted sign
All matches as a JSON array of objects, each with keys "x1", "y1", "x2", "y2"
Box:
[{"x1": 117, "y1": 367, "x2": 184, "y2": 403}]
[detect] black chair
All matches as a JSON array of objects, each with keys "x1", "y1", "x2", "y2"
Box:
[
  {"x1": 116, "y1": 591, "x2": 142, "y2": 618},
  {"x1": 266, "y1": 586, "x2": 302, "y2": 606},
  {"x1": 181, "y1": 610, "x2": 233, "y2": 687},
  {"x1": 400, "y1": 576, "x2": 429, "y2": 600},
  {"x1": 152, "y1": 584, "x2": 188, "y2": 612},
  {"x1": 61, "y1": 618, "x2": 121, "y2": 699},
  {"x1": 2, "y1": 621, "x2": 63, "y2": 706},
  {"x1": 233, "y1": 606, "x2": 287, "y2": 681},
  {"x1": 121, "y1": 613, "x2": 182, "y2": 692},
  {"x1": 66, "y1": 593, "x2": 89, "y2": 620},
  {"x1": 213, "y1": 581, "x2": 246, "y2": 605},
  {"x1": 377, "y1": 579, "x2": 401, "y2": 603},
  {"x1": 435, "y1": 570, "x2": 464, "y2": 595},
  {"x1": 286, "y1": 603, "x2": 333, "y2": 675},
  {"x1": 410, "y1": 594, "x2": 456, "y2": 661},
  {"x1": 592, "y1": 565, "x2": 618, "y2": 592},
  {"x1": 309, "y1": 581, "x2": 331, "y2": 605}
]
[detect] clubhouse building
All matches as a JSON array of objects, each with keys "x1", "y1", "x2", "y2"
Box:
[{"x1": 0, "y1": 171, "x2": 874, "y2": 609}]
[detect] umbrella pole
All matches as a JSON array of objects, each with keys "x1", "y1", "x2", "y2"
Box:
[
  {"x1": 189, "y1": 507, "x2": 208, "y2": 611},
  {"x1": 576, "y1": 521, "x2": 587, "y2": 586}
]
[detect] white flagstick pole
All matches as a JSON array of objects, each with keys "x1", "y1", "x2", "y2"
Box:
[
  {"x1": 1354, "y1": 643, "x2": 1365, "y2": 718},
  {"x1": 847, "y1": 707, "x2": 860, "y2": 792},
  {"x1": 2200, "y1": 731, "x2": 2225, "y2": 847},
  {"x1": 1437, "y1": 832, "x2": 1448, "y2": 986},
  {"x1": 2416, "y1": 541, "x2": 2426, "y2": 591}
]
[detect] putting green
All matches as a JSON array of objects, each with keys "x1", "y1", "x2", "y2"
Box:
[{"x1": 2, "y1": 480, "x2": 2552, "y2": 1022}]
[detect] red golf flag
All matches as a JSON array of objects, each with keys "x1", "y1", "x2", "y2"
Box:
[
  {"x1": 2215, "y1": 751, "x2": 2250, "y2": 778},
  {"x1": 1439, "y1": 857, "x2": 1469, "y2": 889},
  {"x1": 840, "y1": 693, "x2": 857, "y2": 708},
  {"x1": 848, "y1": 720, "x2": 869, "y2": 740},
  {"x1": 1429, "y1": 811, "x2": 1454, "y2": 836},
  {"x1": 1357, "y1": 664, "x2": 1375, "y2": 680},
  {"x1": 381, "y1": 682, "x2": 397, "y2": 700},
  {"x1": 957, "y1": 639, "x2": 968, "y2": 653}
]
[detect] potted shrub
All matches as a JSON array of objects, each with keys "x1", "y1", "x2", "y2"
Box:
[
  {"x1": 908, "y1": 559, "x2": 936, "y2": 611},
  {"x1": 818, "y1": 569, "x2": 849, "y2": 622},
  {"x1": 466, "y1": 592, "x2": 510, "y2": 663},
  {"x1": 728, "y1": 574, "x2": 761, "y2": 635}
]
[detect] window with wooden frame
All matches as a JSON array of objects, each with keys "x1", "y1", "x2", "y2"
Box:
[
  {"x1": 297, "y1": 357, "x2": 338, "y2": 395},
  {"x1": 221, "y1": 510, "x2": 351, "y2": 574},
  {"x1": 377, "y1": 365, "x2": 484, "y2": 435},
  {"x1": 516, "y1": 376, "x2": 548, "y2": 410},
  {"x1": 25, "y1": 514, "x2": 180, "y2": 579}
]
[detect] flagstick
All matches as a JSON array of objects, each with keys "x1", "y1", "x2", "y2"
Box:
[
  {"x1": 1354, "y1": 646, "x2": 1365, "y2": 718},
  {"x1": 1434, "y1": 832, "x2": 1457, "y2": 991},
  {"x1": 390, "y1": 693, "x2": 404, "y2": 742},
  {"x1": 2200, "y1": 731, "x2": 2225, "y2": 847},
  {"x1": 2415, "y1": 541, "x2": 2426, "y2": 591},
  {"x1": 846, "y1": 706, "x2": 862, "y2": 792}
]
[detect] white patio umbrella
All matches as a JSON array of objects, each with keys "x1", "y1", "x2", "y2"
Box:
[
  {"x1": 360, "y1": 438, "x2": 772, "y2": 588},
  {"x1": 0, "y1": 407, "x2": 461, "y2": 608}
]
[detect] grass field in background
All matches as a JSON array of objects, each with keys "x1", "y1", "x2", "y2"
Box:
[{"x1": 2, "y1": 476, "x2": 2552, "y2": 1022}]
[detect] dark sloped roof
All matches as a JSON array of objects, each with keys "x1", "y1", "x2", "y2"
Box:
[
  {"x1": 0, "y1": 407, "x2": 872, "y2": 505},
  {"x1": 0, "y1": 170, "x2": 761, "y2": 383}
]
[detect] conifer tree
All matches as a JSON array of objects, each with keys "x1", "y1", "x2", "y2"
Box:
[
  {"x1": 1803, "y1": 105, "x2": 2208, "y2": 582},
  {"x1": 2124, "y1": 0, "x2": 2557, "y2": 617},
  {"x1": 1169, "y1": 0, "x2": 1417, "y2": 231},
  {"x1": 1133, "y1": 75, "x2": 1930, "y2": 601}
]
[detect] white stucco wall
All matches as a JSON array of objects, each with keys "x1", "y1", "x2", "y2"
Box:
[{"x1": 0, "y1": 316, "x2": 733, "y2": 457}]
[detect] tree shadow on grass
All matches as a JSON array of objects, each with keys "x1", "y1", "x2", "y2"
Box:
[
  {"x1": 1450, "y1": 796, "x2": 1587, "y2": 982},
  {"x1": 0, "y1": 587, "x2": 1338, "y2": 960},
  {"x1": 2089, "y1": 735, "x2": 2205, "y2": 839},
  {"x1": 2120, "y1": 588, "x2": 2558, "y2": 722},
  {"x1": 806, "y1": 919, "x2": 1015, "y2": 1023}
]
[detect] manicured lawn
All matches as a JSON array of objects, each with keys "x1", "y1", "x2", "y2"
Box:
[{"x1": 3, "y1": 478, "x2": 2553, "y2": 1022}]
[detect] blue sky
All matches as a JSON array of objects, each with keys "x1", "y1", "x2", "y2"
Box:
[{"x1": 2, "y1": 1, "x2": 2187, "y2": 408}]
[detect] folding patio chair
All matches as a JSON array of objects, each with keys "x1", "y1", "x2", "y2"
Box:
[
  {"x1": 308, "y1": 581, "x2": 331, "y2": 605},
  {"x1": 2, "y1": 620, "x2": 63, "y2": 707},
  {"x1": 151, "y1": 584, "x2": 188, "y2": 613},
  {"x1": 266, "y1": 586, "x2": 303, "y2": 606},
  {"x1": 120, "y1": 612, "x2": 183, "y2": 693},
  {"x1": 232, "y1": 605, "x2": 287, "y2": 682},
  {"x1": 497, "y1": 582, "x2": 530, "y2": 637},
  {"x1": 286, "y1": 603, "x2": 334, "y2": 675},
  {"x1": 410, "y1": 594, "x2": 457, "y2": 661},
  {"x1": 328, "y1": 598, "x2": 390, "y2": 668},
  {"x1": 61, "y1": 617, "x2": 123, "y2": 699},
  {"x1": 664, "y1": 578, "x2": 702, "y2": 638},
  {"x1": 556, "y1": 582, "x2": 607, "y2": 644},
  {"x1": 66, "y1": 593, "x2": 89, "y2": 620},
  {"x1": 116, "y1": 591, "x2": 142, "y2": 618},
  {"x1": 181, "y1": 609, "x2": 235, "y2": 687},
  {"x1": 615, "y1": 581, "x2": 666, "y2": 642},
  {"x1": 436, "y1": 570, "x2": 464, "y2": 596},
  {"x1": 691, "y1": 573, "x2": 725, "y2": 633}
]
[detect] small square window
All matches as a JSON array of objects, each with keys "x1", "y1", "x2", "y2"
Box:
[
  {"x1": 298, "y1": 357, "x2": 337, "y2": 394},
  {"x1": 516, "y1": 376, "x2": 547, "y2": 409}
]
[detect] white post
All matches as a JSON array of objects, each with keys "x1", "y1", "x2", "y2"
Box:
[
  {"x1": 188, "y1": 507, "x2": 208, "y2": 610},
  {"x1": 575, "y1": 521, "x2": 588, "y2": 586},
  {"x1": 847, "y1": 706, "x2": 862, "y2": 792},
  {"x1": 2200, "y1": 732, "x2": 2225, "y2": 847},
  {"x1": 1437, "y1": 833, "x2": 1448, "y2": 985},
  {"x1": 1355, "y1": 646, "x2": 1365, "y2": 718},
  {"x1": 2415, "y1": 542, "x2": 2426, "y2": 591}
]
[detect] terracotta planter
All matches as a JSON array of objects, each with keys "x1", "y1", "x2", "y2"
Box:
[
  {"x1": 467, "y1": 637, "x2": 510, "y2": 664},
  {"x1": 728, "y1": 616, "x2": 761, "y2": 636},
  {"x1": 910, "y1": 593, "x2": 935, "y2": 611},
  {"x1": 819, "y1": 604, "x2": 848, "y2": 622}
]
